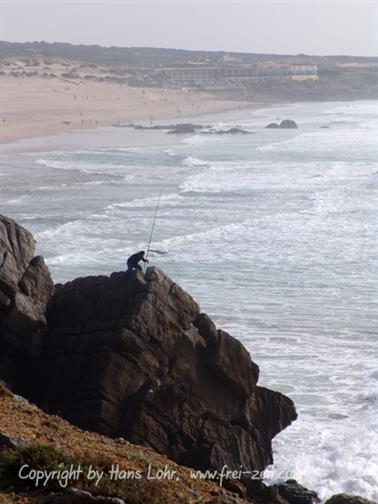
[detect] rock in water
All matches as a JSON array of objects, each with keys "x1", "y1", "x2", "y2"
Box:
[
  {"x1": 325, "y1": 495, "x2": 377, "y2": 504},
  {"x1": 20, "y1": 266, "x2": 297, "y2": 482},
  {"x1": 265, "y1": 122, "x2": 280, "y2": 129},
  {"x1": 279, "y1": 119, "x2": 298, "y2": 129},
  {"x1": 167, "y1": 123, "x2": 202, "y2": 134},
  {"x1": 265, "y1": 120, "x2": 298, "y2": 129}
]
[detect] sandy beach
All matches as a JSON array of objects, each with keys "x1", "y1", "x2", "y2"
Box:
[{"x1": 0, "y1": 75, "x2": 250, "y2": 144}]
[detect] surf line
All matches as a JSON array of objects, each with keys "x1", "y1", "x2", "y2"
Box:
[{"x1": 144, "y1": 186, "x2": 163, "y2": 272}]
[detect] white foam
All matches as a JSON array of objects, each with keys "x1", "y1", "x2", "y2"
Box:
[
  {"x1": 182, "y1": 133, "x2": 218, "y2": 145},
  {"x1": 164, "y1": 148, "x2": 177, "y2": 156},
  {"x1": 266, "y1": 401, "x2": 378, "y2": 502},
  {"x1": 105, "y1": 192, "x2": 185, "y2": 211},
  {"x1": 180, "y1": 160, "x2": 374, "y2": 195},
  {"x1": 323, "y1": 101, "x2": 378, "y2": 116},
  {"x1": 258, "y1": 128, "x2": 377, "y2": 155},
  {"x1": 182, "y1": 156, "x2": 209, "y2": 167},
  {"x1": 97, "y1": 146, "x2": 142, "y2": 152},
  {"x1": 4, "y1": 195, "x2": 29, "y2": 205},
  {"x1": 35, "y1": 158, "x2": 130, "y2": 175}
]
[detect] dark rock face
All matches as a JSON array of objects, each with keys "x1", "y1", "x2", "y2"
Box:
[
  {"x1": 325, "y1": 495, "x2": 377, "y2": 504},
  {"x1": 0, "y1": 215, "x2": 54, "y2": 383},
  {"x1": 265, "y1": 120, "x2": 298, "y2": 129},
  {"x1": 18, "y1": 266, "x2": 297, "y2": 481},
  {"x1": 278, "y1": 480, "x2": 320, "y2": 504}
]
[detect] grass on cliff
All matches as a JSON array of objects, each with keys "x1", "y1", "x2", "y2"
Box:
[
  {"x1": 0, "y1": 444, "x2": 150, "y2": 504},
  {"x1": 0, "y1": 445, "x2": 74, "y2": 491}
]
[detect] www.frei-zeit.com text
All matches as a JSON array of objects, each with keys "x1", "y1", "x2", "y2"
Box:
[{"x1": 18, "y1": 464, "x2": 293, "y2": 488}]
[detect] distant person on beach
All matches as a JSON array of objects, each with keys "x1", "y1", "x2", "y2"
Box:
[{"x1": 126, "y1": 251, "x2": 148, "y2": 273}]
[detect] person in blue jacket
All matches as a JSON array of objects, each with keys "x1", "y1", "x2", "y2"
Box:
[{"x1": 126, "y1": 250, "x2": 148, "y2": 273}]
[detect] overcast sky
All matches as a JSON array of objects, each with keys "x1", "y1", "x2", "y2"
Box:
[{"x1": 1, "y1": 0, "x2": 377, "y2": 57}]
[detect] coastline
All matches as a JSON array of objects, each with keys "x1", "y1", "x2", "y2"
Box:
[
  {"x1": 0, "y1": 103, "x2": 274, "y2": 156},
  {"x1": 0, "y1": 75, "x2": 261, "y2": 146}
]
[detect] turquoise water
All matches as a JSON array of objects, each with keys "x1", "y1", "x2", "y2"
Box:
[{"x1": 1, "y1": 100, "x2": 377, "y2": 501}]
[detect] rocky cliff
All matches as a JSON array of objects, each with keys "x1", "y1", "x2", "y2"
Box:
[
  {"x1": 31, "y1": 269, "x2": 296, "y2": 474},
  {"x1": 0, "y1": 215, "x2": 54, "y2": 384},
  {"x1": 0, "y1": 214, "x2": 298, "y2": 502}
]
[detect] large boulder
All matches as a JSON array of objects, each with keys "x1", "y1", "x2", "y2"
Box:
[
  {"x1": 20, "y1": 266, "x2": 296, "y2": 495},
  {"x1": 0, "y1": 215, "x2": 54, "y2": 382}
]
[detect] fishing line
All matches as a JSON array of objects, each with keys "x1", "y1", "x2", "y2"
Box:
[{"x1": 144, "y1": 186, "x2": 163, "y2": 272}]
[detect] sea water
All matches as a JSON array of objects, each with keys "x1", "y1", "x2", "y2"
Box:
[{"x1": 1, "y1": 100, "x2": 377, "y2": 501}]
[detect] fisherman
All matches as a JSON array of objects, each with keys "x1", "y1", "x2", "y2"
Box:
[{"x1": 126, "y1": 250, "x2": 148, "y2": 273}]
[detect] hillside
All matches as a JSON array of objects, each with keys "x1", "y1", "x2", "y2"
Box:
[
  {"x1": 0, "y1": 385, "x2": 248, "y2": 504},
  {"x1": 0, "y1": 41, "x2": 377, "y2": 102}
]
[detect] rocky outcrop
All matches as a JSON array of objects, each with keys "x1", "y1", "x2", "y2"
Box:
[
  {"x1": 325, "y1": 495, "x2": 377, "y2": 504},
  {"x1": 202, "y1": 127, "x2": 252, "y2": 135},
  {"x1": 265, "y1": 120, "x2": 298, "y2": 129},
  {"x1": 0, "y1": 215, "x2": 298, "y2": 501},
  {"x1": 277, "y1": 480, "x2": 320, "y2": 504},
  {"x1": 124, "y1": 122, "x2": 204, "y2": 133},
  {"x1": 167, "y1": 123, "x2": 202, "y2": 134},
  {"x1": 123, "y1": 123, "x2": 253, "y2": 135},
  {"x1": 0, "y1": 215, "x2": 54, "y2": 384},
  {"x1": 19, "y1": 267, "x2": 296, "y2": 487},
  {"x1": 279, "y1": 120, "x2": 298, "y2": 129}
]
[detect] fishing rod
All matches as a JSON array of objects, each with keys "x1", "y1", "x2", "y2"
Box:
[{"x1": 144, "y1": 186, "x2": 163, "y2": 272}]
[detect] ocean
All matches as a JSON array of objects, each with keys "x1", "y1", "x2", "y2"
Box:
[{"x1": 1, "y1": 100, "x2": 377, "y2": 502}]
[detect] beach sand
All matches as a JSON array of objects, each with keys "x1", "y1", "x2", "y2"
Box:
[{"x1": 0, "y1": 75, "x2": 249, "y2": 144}]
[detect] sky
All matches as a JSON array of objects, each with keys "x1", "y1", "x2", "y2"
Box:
[{"x1": 1, "y1": 0, "x2": 377, "y2": 57}]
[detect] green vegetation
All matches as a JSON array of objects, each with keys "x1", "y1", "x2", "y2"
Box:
[
  {"x1": 0, "y1": 445, "x2": 74, "y2": 491},
  {"x1": 1, "y1": 40, "x2": 377, "y2": 68},
  {"x1": 0, "y1": 444, "x2": 191, "y2": 504}
]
